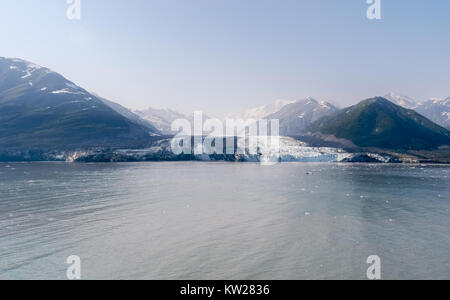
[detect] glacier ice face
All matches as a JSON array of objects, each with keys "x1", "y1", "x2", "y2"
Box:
[
  {"x1": 251, "y1": 136, "x2": 351, "y2": 163},
  {"x1": 112, "y1": 136, "x2": 352, "y2": 163}
]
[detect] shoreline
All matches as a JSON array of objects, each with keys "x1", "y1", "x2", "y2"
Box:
[
  {"x1": 1, "y1": 138, "x2": 449, "y2": 165},
  {"x1": 1, "y1": 159, "x2": 449, "y2": 165}
]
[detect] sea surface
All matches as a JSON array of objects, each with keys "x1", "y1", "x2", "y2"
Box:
[{"x1": 0, "y1": 162, "x2": 449, "y2": 280}]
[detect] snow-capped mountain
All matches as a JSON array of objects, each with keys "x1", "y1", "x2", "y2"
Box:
[
  {"x1": 415, "y1": 98, "x2": 450, "y2": 129},
  {"x1": 135, "y1": 107, "x2": 216, "y2": 135},
  {"x1": 0, "y1": 57, "x2": 160, "y2": 149},
  {"x1": 265, "y1": 97, "x2": 338, "y2": 136},
  {"x1": 384, "y1": 92, "x2": 419, "y2": 109},
  {"x1": 239, "y1": 99, "x2": 295, "y2": 120},
  {"x1": 382, "y1": 93, "x2": 449, "y2": 129},
  {"x1": 134, "y1": 107, "x2": 188, "y2": 135}
]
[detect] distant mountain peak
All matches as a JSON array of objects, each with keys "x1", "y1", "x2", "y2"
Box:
[
  {"x1": 367, "y1": 96, "x2": 393, "y2": 104},
  {"x1": 383, "y1": 92, "x2": 419, "y2": 109},
  {"x1": 297, "y1": 97, "x2": 337, "y2": 109},
  {"x1": 428, "y1": 97, "x2": 450, "y2": 105},
  {"x1": 1, "y1": 57, "x2": 51, "y2": 75},
  {"x1": 415, "y1": 97, "x2": 450, "y2": 129},
  {"x1": 0, "y1": 56, "x2": 90, "y2": 101},
  {"x1": 135, "y1": 106, "x2": 188, "y2": 135},
  {"x1": 239, "y1": 99, "x2": 295, "y2": 120},
  {"x1": 310, "y1": 97, "x2": 450, "y2": 150},
  {"x1": 304, "y1": 96, "x2": 317, "y2": 102},
  {"x1": 265, "y1": 97, "x2": 338, "y2": 136}
]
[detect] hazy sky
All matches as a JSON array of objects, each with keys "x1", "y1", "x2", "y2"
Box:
[{"x1": 1, "y1": 0, "x2": 449, "y2": 117}]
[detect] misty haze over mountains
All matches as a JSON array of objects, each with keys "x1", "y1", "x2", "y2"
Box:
[{"x1": 0, "y1": 57, "x2": 449, "y2": 163}]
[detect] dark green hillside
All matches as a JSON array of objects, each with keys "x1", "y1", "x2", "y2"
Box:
[
  {"x1": 309, "y1": 97, "x2": 450, "y2": 150},
  {"x1": 0, "y1": 57, "x2": 160, "y2": 150}
]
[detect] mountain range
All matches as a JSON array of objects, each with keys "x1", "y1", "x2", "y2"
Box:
[
  {"x1": 0, "y1": 57, "x2": 449, "y2": 159},
  {"x1": 415, "y1": 98, "x2": 450, "y2": 130},
  {"x1": 384, "y1": 92, "x2": 450, "y2": 129}
]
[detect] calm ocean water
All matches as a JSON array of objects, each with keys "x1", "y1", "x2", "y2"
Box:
[{"x1": 0, "y1": 162, "x2": 449, "y2": 280}]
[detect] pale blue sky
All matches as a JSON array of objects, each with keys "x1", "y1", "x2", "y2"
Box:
[{"x1": 1, "y1": 0, "x2": 449, "y2": 116}]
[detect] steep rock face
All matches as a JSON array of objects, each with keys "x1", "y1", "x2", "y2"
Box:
[
  {"x1": 309, "y1": 97, "x2": 450, "y2": 150},
  {"x1": 0, "y1": 57, "x2": 160, "y2": 150}
]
